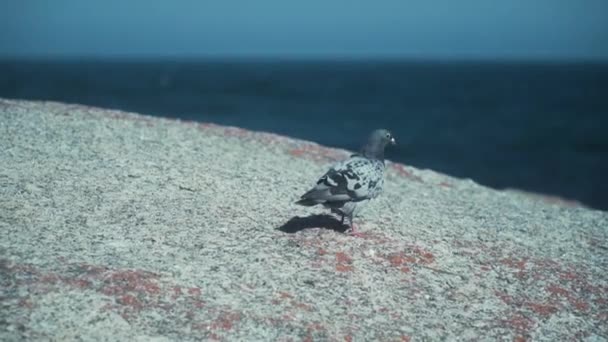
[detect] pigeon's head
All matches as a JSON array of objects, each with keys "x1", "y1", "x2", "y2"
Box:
[{"x1": 361, "y1": 129, "x2": 396, "y2": 160}]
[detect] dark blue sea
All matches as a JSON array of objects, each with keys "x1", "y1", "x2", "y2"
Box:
[{"x1": 1, "y1": 59, "x2": 607, "y2": 210}]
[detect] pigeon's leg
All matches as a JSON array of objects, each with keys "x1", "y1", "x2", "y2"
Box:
[{"x1": 348, "y1": 215, "x2": 365, "y2": 238}]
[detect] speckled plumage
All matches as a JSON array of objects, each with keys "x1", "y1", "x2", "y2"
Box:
[{"x1": 296, "y1": 129, "x2": 396, "y2": 234}]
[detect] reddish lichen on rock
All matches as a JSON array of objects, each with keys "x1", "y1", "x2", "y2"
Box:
[
  {"x1": 389, "y1": 164, "x2": 424, "y2": 182},
  {"x1": 335, "y1": 251, "x2": 355, "y2": 272},
  {"x1": 287, "y1": 143, "x2": 348, "y2": 163}
]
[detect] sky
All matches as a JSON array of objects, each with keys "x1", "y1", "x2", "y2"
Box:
[{"x1": 1, "y1": 0, "x2": 607, "y2": 60}]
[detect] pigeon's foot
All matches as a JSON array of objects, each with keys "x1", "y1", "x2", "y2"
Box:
[
  {"x1": 350, "y1": 231, "x2": 366, "y2": 238},
  {"x1": 348, "y1": 223, "x2": 366, "y2": 238}
]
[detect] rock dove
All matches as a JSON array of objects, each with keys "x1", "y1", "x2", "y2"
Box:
[{"x1": 296, "y1": 129, "x2": 396, "y2": 235}]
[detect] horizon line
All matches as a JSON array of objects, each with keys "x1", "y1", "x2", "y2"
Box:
[{"x1": 1, "y1": 54, "x2": 608, "y2": 64}]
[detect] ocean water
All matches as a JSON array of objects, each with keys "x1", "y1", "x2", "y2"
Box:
[{"x1": 1, "y1": 59, "x2": 607, "y2": 210}]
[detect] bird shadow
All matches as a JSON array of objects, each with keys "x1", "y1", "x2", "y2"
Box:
[{"x1": 277, "y1": 214, "x2": 349, "y2": 234}]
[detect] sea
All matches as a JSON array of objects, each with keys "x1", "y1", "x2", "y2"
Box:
[{"x1": 1, "y1": 59, "x2": 607, "y2": 210}]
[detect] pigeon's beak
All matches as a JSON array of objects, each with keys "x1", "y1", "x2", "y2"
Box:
[{"x1": 390, "y1": 137, "x2": 396, "y2": 145}]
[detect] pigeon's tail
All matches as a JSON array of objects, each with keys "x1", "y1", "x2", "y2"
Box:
[{"x1": 295, "y1": 198, "x2": 319, "y2": 206}]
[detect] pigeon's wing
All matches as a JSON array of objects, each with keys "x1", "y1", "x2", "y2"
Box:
[{"x1": 299, "y1": 156, "x2": 382, "y2": 204}]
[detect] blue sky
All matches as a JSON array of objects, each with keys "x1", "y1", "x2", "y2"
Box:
[{"x1": 1, "y1": 0, "x2": 607, "y2": 59}]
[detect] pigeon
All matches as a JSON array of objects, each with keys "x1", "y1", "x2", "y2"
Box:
[{"x1": 296, "y1": 129, "x2": 396, "y2": 235}]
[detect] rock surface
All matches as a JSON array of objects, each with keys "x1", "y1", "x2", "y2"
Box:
[{"x1": 1, "y1": 99, "x2": 607, "y2": 341}]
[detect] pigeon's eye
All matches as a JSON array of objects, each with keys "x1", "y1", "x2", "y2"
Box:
[{"x1": 385, "y1": 133, "x2": 391, "y2": 139}]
